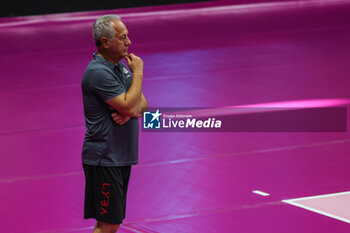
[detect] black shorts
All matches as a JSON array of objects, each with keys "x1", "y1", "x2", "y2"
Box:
[{"x1": 83, "y1": 164, "x2": 131, "y2": 224}]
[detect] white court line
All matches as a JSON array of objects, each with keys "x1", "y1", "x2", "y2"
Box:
[
  {"x1": 253, "y1": 190, "x2": 270, "y2": 196},
  {"x1": 282, "y1": 191, "x2": 350, "y2": 224},
  {"x1": 283, "y1": 191, "x2": 350, "y2": 202}
]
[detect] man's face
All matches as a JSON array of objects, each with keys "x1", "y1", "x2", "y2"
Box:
[{"x1": 108, "y1": 20, "x2": 131, "y2": 60}]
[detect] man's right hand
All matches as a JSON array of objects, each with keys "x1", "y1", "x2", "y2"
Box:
[
  {"x1": 111, "y1": 111, "x2": 131, "y2": 126},
  {"x1": 106, "y1": 53, "x2": 144, "y2": 117},
  {"x1": 125, "y1": 53, "x2": 143, "y2": 73}
]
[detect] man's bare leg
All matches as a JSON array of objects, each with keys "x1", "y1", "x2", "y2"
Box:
[{"x1": 93, "y1": 221, "x2": 120, "y2": 233}]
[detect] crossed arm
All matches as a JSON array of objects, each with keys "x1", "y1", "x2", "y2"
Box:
[
  {"x1": 106, "y1": 54, "x2": 148, "y2": 125},
  {"x1": 110, "y1": 93, "x2": 148, "y2": 125}
]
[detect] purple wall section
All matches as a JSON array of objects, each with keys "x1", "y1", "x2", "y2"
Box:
[{"x1": 1, "y1": 0, "x2": 350, "y2": 232}]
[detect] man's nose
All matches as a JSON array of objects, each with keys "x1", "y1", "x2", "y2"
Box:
[{"x1": 126, "y1": 37, "x2": 131, "y2": 46}]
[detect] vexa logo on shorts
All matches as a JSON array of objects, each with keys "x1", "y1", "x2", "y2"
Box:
[{"x1": 100, "y1": 183, "x2": 111, "y2": 215}]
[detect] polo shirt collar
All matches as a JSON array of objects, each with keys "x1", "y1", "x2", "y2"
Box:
[{"x1": 93, "y1": 52, "x2": 118, "y2": 69}]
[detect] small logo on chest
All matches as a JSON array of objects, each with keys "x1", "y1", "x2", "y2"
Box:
[{"x1": 123, "y1": 67, "x2": 131, "y2": 78}]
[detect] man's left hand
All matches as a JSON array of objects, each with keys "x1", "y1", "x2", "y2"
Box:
[{"x1": 111, "y1": 112, "x2": 131, "y2": 126}]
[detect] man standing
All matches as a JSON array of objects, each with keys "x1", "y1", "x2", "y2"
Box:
[{"x1": 81, "y1": 15, "x2": 148, "y2": 233}]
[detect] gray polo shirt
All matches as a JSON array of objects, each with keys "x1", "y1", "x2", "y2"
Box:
[{"x1": 81, "y1": 53, "x2": 138, "y2": 167}]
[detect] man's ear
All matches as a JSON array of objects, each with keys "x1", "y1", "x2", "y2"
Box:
[{"x1": 101, "y1": 37, "x2": 110, "y2": 48}]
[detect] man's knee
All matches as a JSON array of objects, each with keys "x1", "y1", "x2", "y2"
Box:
[
  {"x1": 110, "y1": 224, "x2": 120, "y2": 232},
  {"x1": 95, "y1": 221, "x2": 120, "y2": 233}
]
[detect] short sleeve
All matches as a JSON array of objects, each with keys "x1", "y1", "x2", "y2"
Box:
[{"x1": 90, "y1": 69, "x2": 126, "y2": 102}]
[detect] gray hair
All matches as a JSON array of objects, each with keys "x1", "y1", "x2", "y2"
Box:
[{"x1": 92, "y1": 15, "x2": 121, "y2": 46}]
